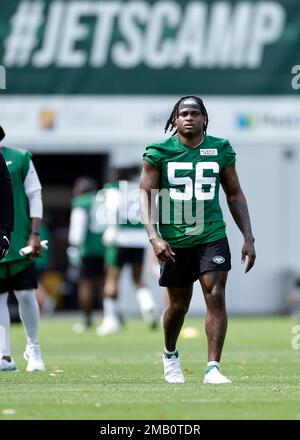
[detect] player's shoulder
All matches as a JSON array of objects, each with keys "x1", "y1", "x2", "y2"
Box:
[
  {"x1": 2, "y1": 146, "x2": 32, "y2": 160},
  {"x1": 205, "y1": 135, "x2": 234, "y2": 156},
  {"x1": 145, "y1": 136, "x2": 176, "y2": 153},
  {"x1": 205, "y1": 134, "x2": 230, "y2": 148}
]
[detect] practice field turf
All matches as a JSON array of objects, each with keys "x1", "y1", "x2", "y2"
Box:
[{"x1": 0, "y1": 315, "x2": 299, "y2": 420}]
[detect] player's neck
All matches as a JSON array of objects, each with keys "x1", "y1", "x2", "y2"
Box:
[{"x1": 177, "y1": 132, "x2": 204, "y2": 149}]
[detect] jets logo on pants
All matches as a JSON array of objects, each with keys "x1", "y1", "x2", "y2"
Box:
[{"x1": 213, "y1": 256, "x2": 225, "y2": 264}]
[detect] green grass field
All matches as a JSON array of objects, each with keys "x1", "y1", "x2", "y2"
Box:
[{"x1": 0, "y1": 315, "x2": 299, "y2": 420}]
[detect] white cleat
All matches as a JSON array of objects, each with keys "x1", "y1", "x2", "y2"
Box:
[
  {"x1": 203, "y1": 367, "x2": 232, "y2": 384},
  {"x1": 24, "y1": 343, "x2": 46, "y2": 372},
  {"x1": 137, "y1": 289, "x2": 157, "y2": 329},
  {"x1": 141, "y1": 306, "x2": 157, "y2": 329},
  {"x1": 163, "y1": 352, "x2": 185, "y2": 384},
  {"x1": 96, "y1": 315, "x2": 121, "y2": 336},
  {"x1": 0, "y1": 358, "x2": 18, "y2": 372}
]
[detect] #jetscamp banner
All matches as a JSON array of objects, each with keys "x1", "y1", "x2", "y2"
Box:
[{"x1": 0, "y1": 0, "x2": 299, "y2": 95}]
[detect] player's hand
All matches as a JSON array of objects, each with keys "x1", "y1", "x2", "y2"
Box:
[
  {"x1": 150, "y1": 237, "x2": 175, "y2": 263},
  {"x1": 66, "y1": 246, "x2": 81, "y2": 267},
  {"x1": 28, "y1": 233, "x2": 42, "y2": 259},
  {"x1": 0, "y1": 231, "x2": 11, "y2": 261},
  {"x1": 241, "y1": 238, "x2": 256, "y2": 273}
]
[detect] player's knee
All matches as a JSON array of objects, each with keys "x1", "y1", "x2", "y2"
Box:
[
  {"x1": 206, "y1": 285, "x2": 225, "y2": 308},
  {"x1": 171, "y1": 301, "x2": 189, "y2": 316}
]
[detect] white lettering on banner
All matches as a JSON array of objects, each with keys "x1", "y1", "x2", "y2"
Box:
[
  {"x1": 91, "y1": 2, "x2": 120, "y2": 67},
  {"x1": 33, "y1": 1, "x2": 64, "y2": 67},
  {"x1": 112, "y1": 2, "x2": 148, "y2": 68},
  {"x1": 57, "y1": 2, "x2": 90, "y2": 67},
  {"x1": 172, "y1": 2, "x2": 205, "y2": 68},
  {"x1": 204, "y1": 2, "x2": 251, "y2": 68},
  {"x1": 144, "y1": 2, "x2": 180, "y2": 69},
  {"x1": 247, "y1": 2, "x2": 285, "y2": 68},
  {"x1": 3, "y1": 0, "x2": 286, "y2": 68},
  {"x1": 4, "y1": 0, "x2": 44, "y2": 67}
]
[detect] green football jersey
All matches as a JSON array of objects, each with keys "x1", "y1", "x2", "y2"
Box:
[
  {"x1": 0, "y1": 147, "x2": 32, "y2": 263},
  {"x1": 72, "y1": 191, "x2": 105, "y2": 258},
  {"x1": 143, "y1": 134, "x2": 236, "y2": 247}
]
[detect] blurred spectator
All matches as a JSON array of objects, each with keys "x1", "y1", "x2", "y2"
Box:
[
  {"x1": 0, "y1": 128, "x2": 45, "y2": 372},
  {"x1": 67, "y1": 176, "x2": 105, "y2": 333},
  {"x1": 96, "y1": 166, "x2": 157, "y2": 336}
]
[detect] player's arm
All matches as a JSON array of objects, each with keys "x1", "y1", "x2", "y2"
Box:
[
  {"x1": 67, "y1": 206, "x2": 88, "y2": 266},
  {"x1": 102, "y1": 187, "x2": 120, "y2": 245},
  {"x1": 68, "y1": 207, "x2": 88, "y2": 247},
  {"x1": 139, "y1": 161, "x2": 175, "y2": 262},
  {"x1": 220, "y1": 164, "x2": 256, "y2": 273},
  {"x1": 24, "y1": 160, "x2": 43, "y2": 258},
  {"x1": 0, "y1": 153, "x2": 14, "y2": 260}
]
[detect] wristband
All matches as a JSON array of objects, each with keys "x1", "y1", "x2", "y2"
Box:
[{"x1": 31, "y1": 231, "x2": 40, "y2": 236}]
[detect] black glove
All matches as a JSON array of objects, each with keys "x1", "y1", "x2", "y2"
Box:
[{"x1": 0, "y1": 231, "x2": 11, "y2": 261}]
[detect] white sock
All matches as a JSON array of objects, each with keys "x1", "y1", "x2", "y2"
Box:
[
  {"x1": 164, "y1": 348, "x2": 177, "y2": 355},
  {"x1": 207, "y1": 361, "x2": 220, "y2": 370},
  {"x1": 0, "y1": 293, "x2": 11, "y2": 357},
  {"x1": 103, "y1": 298, "x2": 118, "y2": 318},
  {"x1": 136, "y1": 287, "x2": 155, "y2": 312},
  {"x1": 15, "y1": 289, "x2": 39, "y2": 345}
]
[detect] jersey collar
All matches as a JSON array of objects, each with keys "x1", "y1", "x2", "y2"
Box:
[{"x1": 175, "y1": 134, "x2": 206, "y2": 150}]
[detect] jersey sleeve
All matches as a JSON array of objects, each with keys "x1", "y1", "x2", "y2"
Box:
[
  {"x1": 221, "y1": 140, "x2": 236, "y2": 170},
  {"x1": 21, "y1": 150, "x2": 32, "y2": 182},
  {"x1": 143, "y1": 146, "x2": 163, "y2": 169}
]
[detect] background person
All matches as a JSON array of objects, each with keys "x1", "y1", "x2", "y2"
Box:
[
  {"x1": 97, "y1": 166, "x2": 157, "y2": 336},
  {"x1": 0, "y1": 126, "x2": 14, "y2": 264},
  {"x1": 68, "y1": 176, "x2": 105, "y2": 332},
  {"x1": 0, "y1": 127, "x2": 45, "y2": 372}
]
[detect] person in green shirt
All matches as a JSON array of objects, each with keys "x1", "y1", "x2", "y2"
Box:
[
  {"x1": 0, "y1": 127, "x2": 14, "y2": 260},
  {"x1": 68, "y1": 177, "x2": 105, "y2": 332},
  {"x1": 97, "y1": 167, "x2": 157, "y2": 336},
  {"x1": 0, "y1": 129, "x2": 45, "y2": 372},
  {"x1": 140, "y1": 96, "x2": 256, "y2": 384}
]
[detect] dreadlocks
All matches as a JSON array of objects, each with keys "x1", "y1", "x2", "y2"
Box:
[{"x1": 164, "y1": 96, "x2": 209, "y2": 135}]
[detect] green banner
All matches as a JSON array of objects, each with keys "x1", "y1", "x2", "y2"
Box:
[{"x1": 0, "y1": 0, "x2": 299, "y2": 95}]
